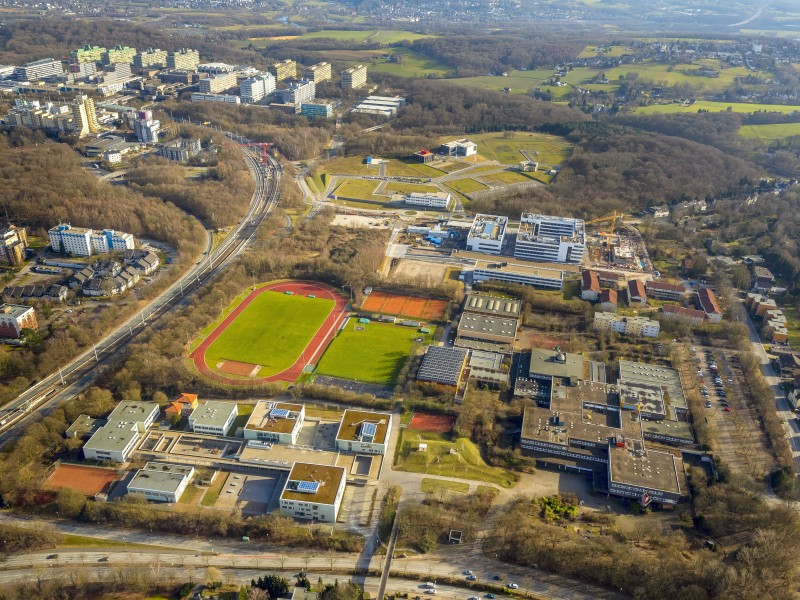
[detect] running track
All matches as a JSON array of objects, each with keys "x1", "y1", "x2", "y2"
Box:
[{"x1": 190, "y1": 280, "x2": 349, "y2": 385}]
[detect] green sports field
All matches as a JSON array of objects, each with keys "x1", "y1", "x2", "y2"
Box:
[
  {"x1": 204, "y1": 291, "x2": 334, "y2": 375},
  {"x1": 316, "y1": 321, "x2": 433, "y2": 386}
]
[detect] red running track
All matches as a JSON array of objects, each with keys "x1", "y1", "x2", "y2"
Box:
[{"x1": 190, "y1": 280, "x2": 349, "y2": 385}]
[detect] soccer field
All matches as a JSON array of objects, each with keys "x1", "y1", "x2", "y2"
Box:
[
  {"x1": 316, "y1": 321, "x2": 434, "y2": 386},
  {"x1": 204, "y1": 291, "x2": 334, "y2": 376}
]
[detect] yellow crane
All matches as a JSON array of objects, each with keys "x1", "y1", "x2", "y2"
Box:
[{"x1": 585, "y1": 210, "x2": 626, "y2": 233}]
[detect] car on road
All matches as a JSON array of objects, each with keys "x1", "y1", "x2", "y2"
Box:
[
  {"x1": 466, "y1": 575, "x2": 477, "y2": 581},
  {"x1": 486, "y1": 595, "x2": 496, "y2": 599},
  {"x1": 464, "y1": 570, "x2": 474, "y2": 576},
  {"x1": 468, "y1": 596, "x2": 480, "y2": 600},
  {"x1": 46, "y1": 554, "x2": 59, "y2": 559},
  {"x1": 507, "y1": 583, "x2": 519, "y2": 589}
]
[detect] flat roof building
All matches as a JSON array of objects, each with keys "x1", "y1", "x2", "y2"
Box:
[
  {"x1": 440, "y1": 138, "x2": 477, "y2": 157},
  {"x1": 594, "y1": 312, "x2": 660, "y2": 338},
  {"x1": 82, "y1": 401, "x2": 159, "y2": 463},
  {"x1": 199, "y1": 71, "x2": 237, "y2": 94},
  {"x1": 456, "y1": 312, "x2": 518, "y2": 354},
  {"x1": 403, "y1": 191, "x2": 453, "y2": 210},
  {"x1": 240, "y1": 72, "x2": 276, "y2": 104},
  {"x1": 167, "y1": 48, "x2": 200, "y2": 70},
  {"x1": 417, "y1": 345, "x2": 468, "y2": 387},
  {"x1": 341, "y1": 64, "x2": 367, "y2": 89},
  {"x1": 463, "y1": 293, "x2": 521, "y2": 319},
  {"x1": 269, "y1": 59, "x2": 296, "y2": 82},
  {"x1": 466, "y1": 214, "x2": 507, "y2": 255},
  {"x1": 188, "y1": 401, "x2": 238, "y2": 436},
  {"x1": 335, "y1": 409, "x2": 392, "y2": 455},
  {"x1": 471, "y1": 259, "x2": 564, "y2": 290},
  {"x1": 190, "y1": 93, "x2": 240, "y2": 104},
  {"x1": 279, "y1": 462, "x2": 347, "y2": 522},
  {"x1": 127, "y1": 462, "x2": 195, "y2": 503},
  {"x1": 0, "y1": 303, "x2": 37, "y2": 338},
  {"x1": 514, "y1": 214, "x2": 585, "y2": 265},
  {"x1": 243, "y1": 401, "x2": 305, "y2": 445}
]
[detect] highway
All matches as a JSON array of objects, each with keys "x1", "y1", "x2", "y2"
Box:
[{"x1": 0, "y1": 140, "x2": 282, "y2": 448}]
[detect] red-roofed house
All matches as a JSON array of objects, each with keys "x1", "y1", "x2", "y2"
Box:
[
  {"x1": 627, "y1": 279, "x2": 647, "y2": 306},
  {"x1": 599, "y1": 288, "x2": 618, "y2": 313},
  {"x1": 697, "y1": 288, "x2": 722, "y2": 324},
  {"x1": 646, "y1": 280, "x2": 687, "y2": 301},
  {"x1": 581, "y1": 270, "x2": 600, "y2": 301},
  {"x1": 412, "y1": 149, "x2": 435, "y2": 164},
  {"x1": 165, "y1": 393, "x2": 199, "y2": 418}
]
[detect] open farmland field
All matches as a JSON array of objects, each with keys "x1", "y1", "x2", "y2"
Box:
[
  {"x1": 316, "y1": 321, "x2": 433, "y2": 385},
  {"x1": 386, "y1": 160, "x2": 445, "y2": 178},
  {"x1": 366, "y1": 48, "x2": 454, "y2": 78},
  {"x1": 635, "y1": 101, "x2": 800, "y2": 115},
  {"x1": 739, "y1": 123, "x2": 800, "y2": 141},
  {"x1": 577, "y1": 44, "x2": 633, "y2": 58},
  {"x1": 450, "y1": 69, "x2": 554, "y2": 95}
]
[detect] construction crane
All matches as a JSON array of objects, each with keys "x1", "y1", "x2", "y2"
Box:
[{"x1": 585, "y1": 210, "x2": 626, "y2": 233}]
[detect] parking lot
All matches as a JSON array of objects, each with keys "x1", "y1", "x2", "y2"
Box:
[{"x1": 691, "y1": 343, "x2": 776, "y2": 479}]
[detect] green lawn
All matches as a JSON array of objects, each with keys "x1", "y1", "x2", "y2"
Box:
[
  {"x1": 383, "y1": 181, "x2": 442, "y2": 195},
  {"x1": 739, "y1": 123, "x2": 800, "y2": 142},
  {"x1": 464, "y1": 132, "x2": 573, "y2": 167},
  {"x1": 178, "y1": 485, "x2": 200, "y2": 504},
  {"x1": 445, "y1": 178, "x2": 489, "y2": 195},
  {"x1": 204, "y1": 291, "x2": 334, "y2": 375},
  {"x1": 59, "y1": 535, "x2": 169, "y2": 550},
  {"x1": 333, "y1": 178, "x2": 381, "y2": 201},
  {"x1": 421, "y1": 478, "x2": 470, "y2": 494},
  {"x1": 316, "y1": 321, "x2": 433, "y2": 386},
  {"x1": 395, "y1": 430, "x2": 517, "y2": 487},
  {"x1": 200, "y1": 472, "x2": 229, "y2": 507},
  {"x1": 635, "y1": 101, "x2": 800, "y2": 115},
  {"x1": 321, "y1": 156, "x2": 381, "y2": 176},
  {"x1": 450, "y1": 68, "x2": 554, "y2": 95},
  {"x1": 386, "y1": 160, "x2": 445, "y2": 178},
  {"x1": 366, "y1": 48, "x2": 453, "y2": 78},
  {"x1": 480, "y1": 170, "x2": 535, "y2": 185},
  {"x1": 230, "y1": 403, "x2": 255, "y2": 432}
]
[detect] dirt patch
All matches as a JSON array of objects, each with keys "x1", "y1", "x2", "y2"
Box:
[
  {"x1": 409, "y1": 412, "x2": 455, "y2": 433},
  {"x1": 46, "y1": 464, "x2": 119, "y2": 496},
  {"x1": 390, "y1": 259, "x2": 448, "y2": 287}
]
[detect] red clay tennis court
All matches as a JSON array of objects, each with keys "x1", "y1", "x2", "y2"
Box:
[
  {"x1": 362, "y1": 291, "x2": 448, "y2": 321},
  {"x1": 409, "y1": 412, "x2": 455, "y2": 433},
  {"x1": 46, "y1": 463, "x2": 119, "y2": 496}
]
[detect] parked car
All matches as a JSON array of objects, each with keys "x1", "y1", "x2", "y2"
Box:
[{"x1": 507, "y1": 583, "x2": 519, "y2": 589}]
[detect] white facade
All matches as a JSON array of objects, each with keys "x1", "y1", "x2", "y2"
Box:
[
  {"x1": 127, "y1": 463, "x2": 195, "y2": 502},
  {"x1": 240, "y1": 73, "x2": 276, "y2": 103},
  {"x1": 471, "y1": 259, "x2": 564, "y2": 290},
  {"x1": 404, "y1": 192, "x2": 452, "y2": 210},
  {"x1": 188, "y1": 401, "x2": 238, "y2": 436},
  {"x1": 335, "y1": 410, "x2": 392, "y2": 455},
  {"x1": 279, "y1": 463, "x2": 347, "y2": 523},
  {"x1": 242, "y1": 401, "x2": 305, "y2": 445},
  {"x1": 514, "y1": 213, "x2": 585, "y2": 264},
  {"x1": 49, "y1": 225, "x2": 134, "y2": 256},
  {"x1": 277, "y1": 80, "x2": 316, "y2": 105},
  {"x1": 191, "y1": 93, "x2": 241, "y2": 104},
  {"x1": 82, "y1": 421, "x2": 140, "y2": 463},
  {"x1": 441, "y1": 138, "x2": 477, "y2": 156},
  {"x1": 593, "y1": 313, "x2": 660, "y2": 338},
  {"x1": 466, "y1": 214, "x2": 508, "y2": 255}
]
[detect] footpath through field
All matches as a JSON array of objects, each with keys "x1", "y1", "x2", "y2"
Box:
[{"x1": 190, "y1": 280, "x2": 349, "y2": 385}]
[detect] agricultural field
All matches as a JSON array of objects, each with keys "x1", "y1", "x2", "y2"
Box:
[
  {"x1": 739, "y1": 123, "x2": 800, "y2": 142},
  {"x1": 316, "y1": 321, "x2": 433, "y2": 386},
  {"x1": 450, "y1": 68, "x2": 555, "y2": 95},
  {"x1": 366, "y1": 48, "x2": 454, "y2": 78},
  {"x1": 300, "y1": 29, "x2": 435, "y2": 43},
  {"x1": 395, "y1": 429, "x2": 517, "y2": 487},
  {"x1": 577, "y1": 44, "x2": 633, "y2": 58},
  {"x1": 634, "y1": 101, "x2": 800, "y2": 115},
  {"x1": 203, "y1": 291, "x2": 334, "y2": 376},
  {"x1": 445, "y1": 177, "x2": 489, "y2": 195}
]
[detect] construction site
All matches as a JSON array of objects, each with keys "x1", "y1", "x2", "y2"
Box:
[{"x1": 583, "y1": 211, "x2": 653, "y2": 274}]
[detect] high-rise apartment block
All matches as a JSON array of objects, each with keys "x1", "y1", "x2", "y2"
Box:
[
  {"x1": 269, "y1": 59, "x2": 296, "y2": 82},
  {"x1": 71, "y1": 94, "x2": 101, "y2": 137},
  {"x1": 49, "y1": 224, "x2": 135, "y2": 257},
  {"x1": 134, "y1": 48, "x2": 168, "y2": 69},
  {"x1": 102, "y1": 45, "x2": 137, "y2": 65},
  {"x1": 71, "y1": 44, "x2": 106, "y2": 64},
  {"x1": 341, "y1": 64, "x2": 367, "y2": 89},
  {"x1": 14, "y1": 58, "x2": 64, "y2": 81},
  {"x1": 167, "y1": 48, "x2": 200, "y2": 70},
  {"x1": 304, "y1": 62, "x2": 331, "y2": 83},
  {"x1": 198, "y1": 71, "x2": 237, "y2": 94},
  {"x1": 277, "y1": 79, "x2": 315, "y2": 105},
  {"x1": 131, "y1": 110, "x2": 160, "y2": 143},
  {"x1": 240, "y1": 73, "x2": 276, "y2": 103},
  {"x1": 0, "y1": 225, "x2": 28, "y2": 267}
]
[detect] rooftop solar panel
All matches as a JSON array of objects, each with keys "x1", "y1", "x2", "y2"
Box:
[
  {"x1": 296, "y1": 480, "x2": 320, "y2": 493},
  {"x1": 362, "y1": 422, "x2": 377, "y2": 437},
  {"x1": 270, "y1": 408, "x2": 290, "y2": 419}
]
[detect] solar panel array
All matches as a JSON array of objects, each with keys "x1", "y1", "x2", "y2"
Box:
[
  {"x1": 270, "y1": 408, "x2": 290, "y2": 419},
  {"x1": 296, "y1": 480, "x2": 320, "y2": 493},
  {"x1": 362, "y1": 422, "x2": 378, "y2": 437}
]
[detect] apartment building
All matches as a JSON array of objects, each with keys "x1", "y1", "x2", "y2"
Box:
[
  {"x1": 49, "y1": 224, "x2": 135, "y2": 257},
  {"x1": 0, "y1": 304, "x2": 37, "y2": 338},
  {"x1": 466, "y1": 214, "x2": 508, "y2": 254},
  {"x1": 102, "y1": 45, "x2": 137, "y2": 65},
  {"x1": 697, "y1": 288, "x2": 722, "y2": 324},
  {"x1": 167, "y1": 48, "x2": 200, "y2": 70},
  {"x1": 646, "y1": 280, "x2": 687, "y2": 301},
  {"x1": 71, "y1": 45, "x2": 106, "y2": 64},
  {"x1": 0, "y1": 225, "x2": 28, "y2": 267},
  {"x1": 159, "y1": 138, "x2": 202, "y2": 162},
  {"x1": 70, "y1": 94, "x2": 101, "y2": 137},
  {"x1": 277, "y1": 79, "x2": 316, "y2": 105},
  {"x1": 581, "y1": 270, "x2": 600, "y2": 301},
  {"x1": 269, "y1": 59, "x2": 296, "y2": 82},
  {"x1": 627, "y1": 279, "x2": 648, "y2": 306},
  {"x1": 514, "y1": 214, "x2": 585, "y2": 264},
  {"x1": 279, "y1": 462, "x2": 347, "y2": 523},
  {"x1": 14, "y1": 58, "x2": 65, "y2": 81},
  {"x1": 594, "y1": 313, "x2": 660, "y2": 337},
  {"x1": 240, "y1": 73, "x2": 276, "y2": 103},
  {"x1": 126, "y1": 109, "x2": 160, "y2": 143},
  {"x1": 134, "y1": 48, "x2": 168, "y2": 69},
  {"x1": 341, "y1": 64, "x2": 367, "y2": 89},
  {"x1": 304, "y1": 62, "x2": 332, "y2": 83},
  {"x1": 199, "y1": 71, "x2": 237, "y2": 94}
]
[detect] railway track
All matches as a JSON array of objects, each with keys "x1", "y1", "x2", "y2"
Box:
[{"x1": 0, "y1": 143, "x2": 282, "y2": 448}]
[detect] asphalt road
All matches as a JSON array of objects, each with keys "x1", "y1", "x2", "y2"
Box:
[{"x1": 0, "y1": 141, "x2": 280, "y2": 447}]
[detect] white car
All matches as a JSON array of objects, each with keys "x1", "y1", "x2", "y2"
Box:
[{"x1": 507, "y1": 583, "x2": 519, "y2": 590}]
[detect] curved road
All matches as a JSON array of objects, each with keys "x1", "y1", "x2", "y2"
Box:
[{"x1": 0, "y1": 141, "x2": 281, "y2": 447}]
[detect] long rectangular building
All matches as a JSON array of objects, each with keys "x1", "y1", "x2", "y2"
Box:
[
  {"x1": 514, "y1": 213, "x2": 585, "y2": 264},
  {"x1": 471, "y1": 259, "x2": 564, "y2": 290}
]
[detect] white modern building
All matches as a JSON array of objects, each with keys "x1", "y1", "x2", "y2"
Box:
[
  {"x1": 514, "y1": 214, "x2": 585, "y2": 264},
  {"x1": 188, "y1": 401, "x2": 238, "y2": 436},
  {"x1": 240, "y1": 73, "x2": 276, "y2": 104},
  {"x1": 403, "y1": 191, "x2": 453, "y2": 210},
  {"x1": 335, "y1": 409, "x2": 392, "y2": 455},
  {"x1": 593, "y1": 312, "x2": 660, "y2": 338},
  {"x1": 279, "y1": 462, "x2": 347, "y2": 522},
  {"x1": 82, "y1": 401, "x2": 159, "y2": 463},
  {"x1": 190, "y1": 93, "x2": 241, "y2": 104},
  {"x1": 14, "y1": 58, "x2": 64, "y2": 81},
  {"x1": 466, "y1": 214, "x2": 508, "y2": 254},
  {"x1": 243, "y1": 401, "x2": 305, "y2": 445},
  {"x1": 440, "y1": 138, "x2": 477, "y2": 157},
  {"x1": 127, "y1": 462, "x2": 195, "y2": 502},
  {"x1": 351, "y1": 96, "x2": 405, "y2": 117},
  {"x1": 49, "y1": 224, "x2": 135, "y2": 256},
  {"x1": 471, "y1": 259, "x2": 564, "y2": 290}
]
